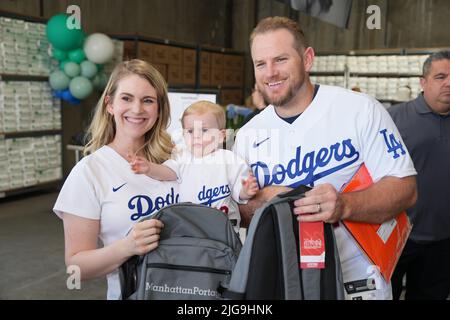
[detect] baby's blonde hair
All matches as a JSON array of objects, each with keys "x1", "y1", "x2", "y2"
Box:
[{"x1": 181, "y1": 100, "x2": 226, "y2": 129}]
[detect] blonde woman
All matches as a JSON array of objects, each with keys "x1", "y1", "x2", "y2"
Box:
[{"x1": 53, "y1": 60, "x2": 179, "y2": 299}]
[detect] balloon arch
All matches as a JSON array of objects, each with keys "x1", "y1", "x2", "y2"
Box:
[{"x1": 46, "y1": 14, "x2": 113, "y2": 104}]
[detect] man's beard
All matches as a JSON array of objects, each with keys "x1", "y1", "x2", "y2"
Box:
[{"x1": 260, "y1": 78, "x2": 303, "y2": 107}]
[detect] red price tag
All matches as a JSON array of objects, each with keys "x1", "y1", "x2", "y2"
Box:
[{"x1": 299, "y1": 220, "x2": 325, "y2": 269}]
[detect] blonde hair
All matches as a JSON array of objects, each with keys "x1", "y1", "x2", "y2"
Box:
[
  {"x1": 181, "y1": 100, "x2": 226, "y2": 130},
  {"x1": 250, "y1": 16, "x2": 309, "y2": 54},
  {"x1": 84, "y1": 59, "x2": 173, "y2": 164}
]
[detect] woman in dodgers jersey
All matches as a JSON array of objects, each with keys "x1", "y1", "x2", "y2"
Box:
[
  {"x1": 234, "y1": 17, "x2": 418, "y2": 300},
  {"x1": 53, "y1": 60, "x2": 179, "y2": 299}
]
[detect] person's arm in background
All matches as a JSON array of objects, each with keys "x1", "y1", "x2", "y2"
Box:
[
  {"x1": 62, "y1": 213, "x2": 163, "y2": 280},
  {"x1": 238, "y1": 185, "x2": 292, "y2": 227}
]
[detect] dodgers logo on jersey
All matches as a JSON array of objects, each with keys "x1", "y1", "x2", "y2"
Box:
[
  {"x1": 379, "y1": 129, "x2": 406, "y2": 159},
  {"x1": 198, "y1": 184, "x2": 231, "y2": 206},
  {"x1": 128, "y1": 187, "x2": 179, "y2": 221},
  {"x1": 251, "y1": 138, "x2": 360, "y2": 188}
]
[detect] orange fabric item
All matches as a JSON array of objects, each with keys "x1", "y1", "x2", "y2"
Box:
[{"x1": 341, "y1": 164, "x2": 412, "y2": 283}]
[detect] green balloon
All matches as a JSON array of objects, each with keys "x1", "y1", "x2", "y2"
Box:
[
  {"x1": 97, "y1": 72, "x2": 109, "y2": 90},
  {"x1": 64, "y1": 62, "x2": 81, "y2": 77},
  {"x1": 69, "y1": 76, "x2": 93, "y2": 99},
  {"x1": 46, "y1": 14, "x2": 84, "y2": 51},
  {"x1": 92, "y1": 74, "x2": 100, "y2": 88},
  {"x1": 68, "y1": 48, "x2": 86, "y2": 63},
  {"x1": 52, "y1": 48, "x2": 68, "y2": 61},
  {"x1": 80, "y1": 60, "x2": 98, "y2": 78},
  {"x1": 60, "y1": 59, "x2": 70, "y2": 71},
  {"x1": 49, "y1": 70, "x2": 70, "y2": 90}
]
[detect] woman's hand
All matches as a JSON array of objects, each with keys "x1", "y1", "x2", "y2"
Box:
[{"x1": 124, "y1": 219, "x2": 164, "y2": 256}]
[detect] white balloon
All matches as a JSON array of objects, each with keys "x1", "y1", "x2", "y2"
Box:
[{"x1": 83, "y1": 33, "x2": 114, "y2": 64}]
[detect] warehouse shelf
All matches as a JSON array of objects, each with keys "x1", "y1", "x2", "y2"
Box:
[
  {"x1": 0, "y1": 12, "x2": 63, "y2": 200},
  {"x1": 310, "y1": 71, "x2": 346, "y2": 76},
  {"x1": 0, "y1": 74, "x2": 48, "y2": 82},
  {"x1": 348, "y1": 72, "x2": 422, "y2": 78},
  {"x1": 0, "y1": 180, "x2": 62, "y2": 200},
  {"x1": 0, "y1": 130, "x2": 62, "y2": 139},
  {"x1": 111, "y1": 34, "x2": 246, "y2": 105},
  {"x1": 0, "y1": 9, "x2": 47, "y2": 23}
]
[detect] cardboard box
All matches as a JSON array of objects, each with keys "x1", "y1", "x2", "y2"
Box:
[
  {"x1": 231, "y1": 89, "x2": 243, "y2": 105},
  {"x1": 220, "y1": 89, "x2": 234, "y2": 105},
  {"x1": 232, "y1": 55, "x2": 244, "y2": 70},
  {"x1": 153, "y1": 63, "x2": 167, "y2": 80},
  {"x1": 183, "y1": 48, "x2": 197, "y2": 67},
  {"x1": 168, "y1": 46, "x2": 182, "y2": 65},
  {"x1": 167, "y1": 65, "x2": 182, "y2": 85},
  {"x1": 223, "y1": 54, "x2": 235, "y2": 69},
  {"x1": 232, "y1": 69, "x2": 244, "y2": 87},
  {"x1": 152, "y1": 44, "x2": 171, "y2": 64},
  {"x1": 210, "y1": 68, "x2": 223, "y2": 87},
  {"x1": 123, "y1": 41, "x2": 136, "y2": 60},
  {"x1": 181, "y1": 66, "x2": 196, "y2": 86},
  {"x1": 199, "y1": 68, "x2": 211, "y2": 87},
  {"x1": 223, "y1": 69, "x2": 234, "y2": 87},
  {"x1": 211, "y1": 53, "x2": 224, "y2": 69},
  {"x1": 200, "y1": 51, "x2": 210, "y2": 69},
  {"x1": 138, "y1": 42, "x2": 152, "y2": 62}
]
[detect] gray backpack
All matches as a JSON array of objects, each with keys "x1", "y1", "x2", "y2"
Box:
[
  {"x1": 119, "y1": 203, "x2": 242, "y2": 300},
  {"x1": 219, "y1": 186, "x2": 345, "y2": 300}
]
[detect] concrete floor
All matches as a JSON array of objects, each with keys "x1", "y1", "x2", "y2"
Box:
[{"x1": 0, "y1": 191, "x2": 106, "y2": 300}]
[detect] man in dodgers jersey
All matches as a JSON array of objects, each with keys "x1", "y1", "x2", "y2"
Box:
[{"x1": 233, "y1": 16, "x2": 418, "y2": 299}]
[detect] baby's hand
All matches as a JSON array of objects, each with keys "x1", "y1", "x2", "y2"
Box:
[
  {"x1": 128, "y1": 153, "x2": 151, "y2": 175},
  {"x1": 241, "y1": 171, "x2": 259, "y2": 199}
]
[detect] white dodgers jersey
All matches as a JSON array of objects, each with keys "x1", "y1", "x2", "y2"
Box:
[{"x1": 233, "y1": 85, "x2": 416, "y2": 299}]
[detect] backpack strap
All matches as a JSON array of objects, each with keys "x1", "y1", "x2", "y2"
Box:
[{"x1": 217, "y1": 284, "x2": 245, "y2": 300}]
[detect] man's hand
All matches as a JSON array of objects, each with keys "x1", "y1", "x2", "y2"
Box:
[{"x1": 293, "y1": 183, "x2": 346, "y2": 223}]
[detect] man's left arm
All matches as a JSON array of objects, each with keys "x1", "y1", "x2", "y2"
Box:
[{"x1": 294, "y1": 175, "x2": 417, "y2": 224}]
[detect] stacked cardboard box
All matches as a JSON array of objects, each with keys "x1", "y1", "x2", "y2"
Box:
[
  {"x1": 0, "y1": 17, "x2": 51, "y2": 76},
  {"x1": 0, "y1": 81, "x2": 61, "y2": 133},
  {"x1": 124, "y1": 41, "x2": 197, "y2": 87},
  {"x1": 0, "y1": 135, "x2": 62, "y2": 191}
]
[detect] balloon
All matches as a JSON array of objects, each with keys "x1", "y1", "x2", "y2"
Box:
[
  {"x1": 52, "y1": 48, "x2": 67, "y2": 61},
  {"x1": 80, "y1": 60, "x2": 98, "y2": 79},
  {"x1": 68, "y1": 96, "x2": 81, "y2": 105},
  {"x1": 69, "y1": 76, "x2": 93, "y2": 100},
  {"x1": 60, "y1": 59, "x2": 70, "y2": 71},
  {"x1": 91, "y1": 74, "x2": 100, "y2": 88},
  {"x1": 64, "y1": 62, "x2": 81, "y2": 77},
  {"x1": 52, "y1": 90, "x2": 64, "y2": 98},
  {"x1": 61, "y1": 89, "x2": 81, "y2": 104},
  {"x1": 83, "y1": 33, "x2": 114, "y2": 64},
  {"x1": 93, "y1": 72, "x2": 109, "y2": 90},
  {"x1": 45, "y1": 14, "x2": 84, "y2": 51},
  {"x1": 68, "y1": 48, "x2": 86, "y2": 63},
  {"x1": 49, "y1": 70, "x2": 70, "y2": 90},
  {"x1": 100, "y1": 73, "x2": 109, "y2": 89},
  {"x1": 61, "y1": 89, "x2": 72, "y2": 100}
]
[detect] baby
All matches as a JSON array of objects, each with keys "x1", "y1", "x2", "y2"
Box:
[{"x1": 129, "y1": 100, "x2": 258, "y2": 230}]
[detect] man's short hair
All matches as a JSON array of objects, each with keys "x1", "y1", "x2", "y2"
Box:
[
  {"x1": 422, "y1": 51, "x2": 450, "y2": 77},
  {"x1": 249, "y1": 16, "x2": 309, "y2": 54}
]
